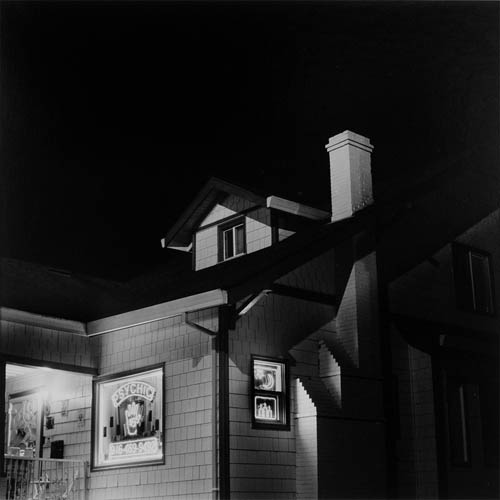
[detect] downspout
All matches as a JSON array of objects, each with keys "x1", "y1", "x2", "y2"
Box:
[
  {"x1": 187, "y1": 306, "x2": 232, "y2": 500},
  {"x1": 0, "y1": 360, "x2": 5, "y2": 477},
  {"x1": 211, "y1": 335, "x2": 218, "y2": 500},
  {"x1": 431, "y1": 338, "x2": 448, "y2": 500},
  {"x1": 186, "y1": 297, "x2": 261, "y2": 500},
  {"x1": 217, "y1": 305, "x2": 232, "y2": 500}
]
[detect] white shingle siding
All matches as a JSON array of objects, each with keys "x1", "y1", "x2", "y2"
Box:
[
  {"x1": 3, "y1": 307, "x2": 219, "y2": 500},
  {"x1": 88, "y1": 309, "x2": 217, "y2": 500},
  {"x1": 195, "y1": 202, "x2": 273, "y2": 270},
  {"x1": 246, "y1": 209, "x2": 272, "y2": 254},
  {"x1": 195, "y1": 227, "x2": 218, "y2": 270},
  {"x1": 199, "y1": 195, "x2": 254, "y2": 227},
  {"x1": 200, "y1": 203, "x2": 237, "y2": 227}
]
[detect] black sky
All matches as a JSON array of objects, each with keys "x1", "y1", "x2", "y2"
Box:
[{"x1": 1, "y1": 1, "x2": 498, "y2": 279}]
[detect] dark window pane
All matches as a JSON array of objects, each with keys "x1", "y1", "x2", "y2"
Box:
[
  {"x1": 224, "y1": 229, "x2": 234, "y2": 259},
  {"x1": 447, "y1": 379, "x2": 470, "y2": 465},
  {"x1": 480, "y1": 379, "x2": 499, "y2": 466},
  {"x1": 235, "y1": 224, "x2": 245, "y2": 255},
  {"x1": 453, "y1": 244, "x2": 474, "y2": 310},
  {"x1": 470, "y1": 252, "x2": 493, "y2": 313}
]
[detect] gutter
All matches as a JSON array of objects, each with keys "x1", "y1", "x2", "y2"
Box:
[
  {"x1": 266, "y1": 195, "x2": 330, "y2": 220},
  {"x1": 86, "y1": 289, "x2": 228, "y2": 336},
  {"x1": 0, "y1": 307, "x2": 86, "y2": 335}
]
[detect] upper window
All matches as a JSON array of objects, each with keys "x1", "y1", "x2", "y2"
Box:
[
  {"x1": 452, "y1": 244, "x2": 495, "y2": 315},
  {"x1": 218, "y1": 218, "x2": 246, "y2": 262},
  {"x1": 92, "y1": 365, "x2": 164, "y2": 470}
]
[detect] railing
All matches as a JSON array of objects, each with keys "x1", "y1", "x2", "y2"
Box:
[{"x1": 4, "y1": 457, "x2": 88, "y2": 500}]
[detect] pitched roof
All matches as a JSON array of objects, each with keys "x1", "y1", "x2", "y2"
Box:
[
  {"x1": 3, "y1": 141, "x2": 499, "y2": 325},
  {"x1": 0, "y1": 208, "x2": 372, "y2": 323},
  {"x1": 0, "y1": 258, "x2": 134, "y2": 323},
  {"x1": 134, "y1": 207, "x2": 372, "y2": 309},
  {"x1": 161, "y1": 177, "x2": 267, "y2": 248},
  {"x1": 375, "y1": 142, "x2": 500, "y2": 281},
  {"x1": 160, "y1": 176, "x2": 330, "y2": 249}
]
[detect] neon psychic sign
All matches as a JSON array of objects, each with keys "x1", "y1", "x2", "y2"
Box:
[
  {"x1": 109, "y1": 437, "x2": 159, "y2": 459},
  {"x1": 111, "y1": 382, "x2": 156, "y2": 407},
  {"x1": 93, "y1": 367, "x2": 163, "y2": 470},
  {"x1": 112, "y1": 381, "x2": 157, "y2": 443},
  {"x1": 254, "y1": 395, "x2": 278, "y2": 420},
  {"x1": 252, "y1": 358, "x2": 287, "y2": 428}
]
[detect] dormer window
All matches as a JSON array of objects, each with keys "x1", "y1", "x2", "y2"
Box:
[
  {"x1": 160, "y1": 178, "x2": 329, "y2": 270},
  {"x1": 219, "y1": 218, "x2": 246, "y2": 262}
]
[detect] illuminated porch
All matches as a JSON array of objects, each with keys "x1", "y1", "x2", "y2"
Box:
[
  {"x1": 2, "y1": 363, "x2": 93, "y2": 499},
  {"x1": 4, "y1": 457, "x2": 88, "y2": 500}
]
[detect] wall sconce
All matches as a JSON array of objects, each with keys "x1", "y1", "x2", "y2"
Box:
[
  {"x1": 61, "y1": 400, "x2": 69, "y2": 417},
  {"x1": 46, "y1": 416, "x2": 54, "y2": 430}
]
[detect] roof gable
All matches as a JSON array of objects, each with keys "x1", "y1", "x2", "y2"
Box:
[
  {"x1": 199, "y1": 194, "x2": 256, "y2": 228},
  {"x1": 161, "y1": 177, "x2": 267, "y2": 249}
]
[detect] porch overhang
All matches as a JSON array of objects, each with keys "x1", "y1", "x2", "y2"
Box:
[{"x1": 86, "y1": 288, "x2": 228, "y2": 336}]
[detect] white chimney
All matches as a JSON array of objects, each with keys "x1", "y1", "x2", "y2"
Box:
[{"x1": 325, "y1": 130, "x2": 374, "y2": 222}]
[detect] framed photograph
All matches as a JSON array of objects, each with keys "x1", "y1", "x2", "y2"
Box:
[{"x1": 91, "y1": 365, "x2": 164, "y2": 470}]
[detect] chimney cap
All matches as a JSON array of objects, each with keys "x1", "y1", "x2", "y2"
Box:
[{"x1": 325, "y1": 130, "x2": 373, "y2": 153}]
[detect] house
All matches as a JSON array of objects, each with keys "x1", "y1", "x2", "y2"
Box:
[{"x1": 0, "y1": 130, "x2": 497, "y2": 500}]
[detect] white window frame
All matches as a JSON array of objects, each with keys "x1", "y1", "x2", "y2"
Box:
[
  {"x1": 468, "y1": 250, "x2": 494, "y2": 314},
  {"x1": 220, "y1": 219, "x2": 246, "y2": 262}
]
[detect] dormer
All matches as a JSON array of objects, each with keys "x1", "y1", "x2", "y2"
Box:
[{"x1": 160, "y1": 177, "x2": 330, "y2": 270}]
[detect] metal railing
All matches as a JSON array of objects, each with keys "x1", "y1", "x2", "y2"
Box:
[{"x1": 4, "y1": 457, "x2": 88, "y2": 500}]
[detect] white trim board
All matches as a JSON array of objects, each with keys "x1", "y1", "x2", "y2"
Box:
[
  {"x1": 267, "y1": 195, "x2": 330, "y2": 220},
  {"x1": 86, "y1": 288, "x2": 228, "y2": 336}
]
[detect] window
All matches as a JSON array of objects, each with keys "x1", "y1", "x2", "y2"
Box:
[
  {"x1": 453, "y1": 244, "x2": 495, "y2": 315},
  {"x1": 218, "y1": 218, "x2": 246, "y2": 262},
  {"x1": 479, "y1": 379, "x2": 499, "y2": 467},
  {"x1": 92, "y1": 365, "x2": 164, "y2": 470},
  {"x1": 251, "y1": 356, "x2": 289, "y2": 430},
  {"x1": 447, "y1": 378, "x2": 471, "y2": 466}
]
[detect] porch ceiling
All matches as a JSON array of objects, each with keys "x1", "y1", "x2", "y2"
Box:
[{"x1": 5, "y1": 364, "x2": 42, "y2": 380}]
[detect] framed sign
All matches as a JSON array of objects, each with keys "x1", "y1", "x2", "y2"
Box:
[
  {"x1": 6, "y1": 389, "x2": 44, "y2": 458},
  {"x1": 91, "y1": 365, "x2": 164, "y2": 470},
  {"x1": 251, "y1": 356, "x2": 289, "y2": 430}
]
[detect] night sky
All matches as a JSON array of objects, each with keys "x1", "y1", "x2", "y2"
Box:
[{"x1": 1, "y1": 1, "x2": 498, "y2": 279}]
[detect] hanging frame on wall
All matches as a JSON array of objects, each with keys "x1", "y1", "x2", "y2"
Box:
[{"x1": 91, "y1": 364, "x2": 165, "y2": 471}]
